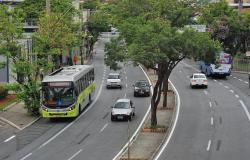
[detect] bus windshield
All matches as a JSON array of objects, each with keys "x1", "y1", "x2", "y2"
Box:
[{"x1": 42, "y1": 87, "x2": 75, "y2": 108}]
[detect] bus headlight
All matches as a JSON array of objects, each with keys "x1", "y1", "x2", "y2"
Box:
[
  {"x1": 67, "y1": 104, "x2": 76, "y2": 111},
  {"x1": 42, "y1": 106, "x2": 48, "y2": 112}
]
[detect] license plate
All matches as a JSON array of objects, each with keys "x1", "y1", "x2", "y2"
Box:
[{"x1": 117, "y1": 116, "x2": 123, "y2": 119}]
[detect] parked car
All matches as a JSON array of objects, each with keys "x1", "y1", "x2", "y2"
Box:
[
  {"x1": 133, "y1": 80, "x2": 150, "y2": 97},
  {"x1": 190, "y1": 73, "x2": 208, "y2": 88},
  {"x1": 106, "y1": 73, "x2": 122, "y2": 89},
  {"x1": 111, "y1": 98, "x2": 135, "y2": 121}
]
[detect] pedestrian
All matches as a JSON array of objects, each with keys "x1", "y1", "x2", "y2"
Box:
[{"x1": 73, "y1": 55, "x2": 78, "y2": 65}]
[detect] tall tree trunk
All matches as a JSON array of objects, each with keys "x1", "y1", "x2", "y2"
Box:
[
  {"x1": 80, "y1": 46, "x2": 84, "y2": 65},
  {"x1": 151, "y1": 72, "x2": 163, "y2": 127},
  {"x1": 162, "y1": 75, "x2": 168, "y2": 108}
]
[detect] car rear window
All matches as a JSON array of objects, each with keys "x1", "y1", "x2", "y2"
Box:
[
  {"x1": 194, "y1": 75, "x2": 206, "y2": 78},
  {"x1": 114, "y1": 102, "x2": 129, "y2": 109},
  {"x1": 108, "y1": 74, "x2": 119, "y2": 79}
]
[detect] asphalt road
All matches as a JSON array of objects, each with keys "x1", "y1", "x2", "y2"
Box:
[
  {"x1": 156, "y1": 60, "x2": 250, "y2": 160},
  {"x1": 1, "y1": 33, "x2": 151, "y2": 160}
]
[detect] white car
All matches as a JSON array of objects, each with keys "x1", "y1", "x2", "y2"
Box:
[
  {"x1": 106, "y1": 73, "x2": 122, "y2": 89},
  {"x1": 190, "y1": 73, "x2": 208, "y2": 88},
  {"x1": 111, "y1": 99, "x2": 135, "y2": 121}
]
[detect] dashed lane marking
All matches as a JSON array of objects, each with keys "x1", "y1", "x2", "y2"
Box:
[
  {"x1": 211, "y1": 117, "x2": 214, "y2": 126},
  {"x1": 4, "y1": 135, "x2": 15, "y2": 143},
  {"x1": 230, "y1": 90, "x2": 234, "y2": 93},
  {"x1": 100, "y1": 123, "x2": 108, "y2": 133},
  {"x1": 224, "y1": 86, "x2": 229, "y2": 89},
  {"x1": 68, "y1": 149, "x2": 82, "y2": 160},
  {"x1": 209, "y1": 102, "x2": 212, "y2": 108},
  {"x1": 235, "y1": 95, "x2": 239, "y2": 98},
  {"x1": 219, "y1": 82, "x2": 223, "y2": 85},
  {"x1": 204, "y1": 90, "x2": 208, "y2": 95},
  {"x1": 245, "y1": 81, "x2": 249, "y2": 84},
  {"x1": 239, "y1": 100, "x2": 250, "y2": 122},
  {"x1": 20, "y1": 153, "x2": 32, "y2": 160},
  {"x1": 239, "y1": 79, "x2": 243, "y2": 81},
  {"x1": 207, "y1": 140, "x2": 212, "y2": 151}
]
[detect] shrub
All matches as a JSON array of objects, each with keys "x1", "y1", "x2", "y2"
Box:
[{"x1": 0, "y1": 84, "x2": 8, "y2": 99}]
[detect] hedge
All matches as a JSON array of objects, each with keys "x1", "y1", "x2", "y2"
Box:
[{"x1": 0, "y1": 84, "x2": 8, "y2": 99}]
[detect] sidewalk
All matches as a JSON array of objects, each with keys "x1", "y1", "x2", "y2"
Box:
[
  {"x1": 0, "y1": 102, "x2": 40, "y2": 131},
  {"x1": 119, "y1": 68, "x2": 176, "y2": 160}
]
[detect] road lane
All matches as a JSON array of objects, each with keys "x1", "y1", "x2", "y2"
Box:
[
  {"x1": 4, "y1": 33, "x2": 151, "y2": 160},
  {"x1": 156, "y1": 61, "x2": 250, "y2": 160}
]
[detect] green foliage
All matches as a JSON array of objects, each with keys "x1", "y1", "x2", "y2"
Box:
[
  {"x1": 16, "y1": 0, "x2": 77, "y2": 21},
  {"x1": 0, "y1": 85, "x2": 8, "y2": 100},
  {"x1": 17, "y1": 81, "x2": 41, "y2": 116},
  {"x1": 81, "y1": 0, "x2": 100, "y2": 10}
]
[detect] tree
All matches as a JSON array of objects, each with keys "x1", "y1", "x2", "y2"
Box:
[
  {"x1": 198, "y1": 0, "x2": 250, "y2": 55},
  {"x1": 34, "y1": 12, "x2": 78, "y2": 69},
  {"x1": 16, "y1": 0, "x2": 77, "y2": 22},
  {"x1": 103, "y1": 0, "x2": 220, "y2": 126}
]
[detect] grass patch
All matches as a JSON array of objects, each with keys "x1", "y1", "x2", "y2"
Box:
[{"x1": 0, "y1": 95, "x2": 18, "y2": 111}]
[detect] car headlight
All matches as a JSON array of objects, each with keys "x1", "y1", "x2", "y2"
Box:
[
  {"x1": 67, "y1": 104, "x2": 76, "y2": 111},
  {"x1": 134, "y1": 87, "x2": 139, "y2": 91},
  {"x1": 111, "y1": 111, "x2": 115, "y2": 115},
  {"x1": 126, "y1": 111, "x2": 131, "y2": 115}
]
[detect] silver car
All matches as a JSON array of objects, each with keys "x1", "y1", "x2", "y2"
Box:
[
  {"x1": 106, "y1": 73, "x2": 122, "y2": 89},
  {"x1": 111, "y1": 99, "x2": 135, "y2": 121},
  {"x1": 190, "y1": 73, "x2": 208, "y2": 88}
]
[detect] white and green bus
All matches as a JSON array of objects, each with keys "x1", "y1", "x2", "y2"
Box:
[{"x1": 40, "y1": 65, "x2": 95, "y2": 118}]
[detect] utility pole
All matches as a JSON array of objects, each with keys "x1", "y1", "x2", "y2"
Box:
[
  {"x1": 127, "y1": 119, "x2": 130, "y2": 160},
  {"x1": 238, "y1": 0, "x2": 243, "y2": 17},
  {"x1": 46, "y1": 0, "x2": 51, "y2": 15}
]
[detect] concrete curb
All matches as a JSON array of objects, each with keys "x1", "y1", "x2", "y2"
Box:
[
  {"x1": 1, "y1": 101, "x2": 19, "y2": 112},
  {"x1": 149, "y1": 80, "x2": 178, "y2": 160}
]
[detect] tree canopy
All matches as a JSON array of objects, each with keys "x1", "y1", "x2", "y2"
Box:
[{"x1": 103, "y1": 0, "x2": 220, "y2": 126}]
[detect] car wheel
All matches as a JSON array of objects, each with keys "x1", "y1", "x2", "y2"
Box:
[
  {"x1": 111, "y1": 115, "x2": 115, "y2": 121},
  {"x1": 133, "y1": 112, "x2": 135, "y2": 116},
  {"x1": 190, "y1": 84, "x2": 193, "y2": 89},
  {"x1": 134, "y1": 92, "x2": 137, "y2": 97},
  {"x1": 205, "y1": 85, "x2": 208, "y2": 89},
  {"x1": 128, "y1": 115, "x2": 132, "y2": 121}
]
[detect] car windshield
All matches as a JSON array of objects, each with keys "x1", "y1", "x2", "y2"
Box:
[
  {"x1": 108, "y1": 74, "x2": 120, "y2": 79},
  {"x1": 194, "y1": 75, "x2": 206, "y2": 78},
  {"x1": 114, "y1": 102, "x2": 130, "y2": 109},
  {"x1": 135, "y1": 81, "x2": 148, "y2": 87},
  {"x1": 42, "y1": 87, "x2": 75, "y2": 108}
]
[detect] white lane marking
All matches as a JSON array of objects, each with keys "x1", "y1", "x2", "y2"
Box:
[
  {"x1": 235, "y1": 95, "x2": 239, "y2": 98},
  {"x1": 211, "y1": 117, "x2": 214, "y2": 126},
  {"x1": 219, "y1": 82, "x2": 223, "y2": 85},
  {"x1": 209, "y1": 102, "x2": 212, "y2": 108},
  {"x1": 125, "y1": 76, "x2": 127, "y2": 80},
  {"x1": 38, "y1": 70, "x2": 105, "y2": 149},
  {"x1": 230, "y1": 90, "x2": 234, "y2": 93},
  {"x1": 124, "y1": 93, "x2": 127, "y2": 98},
  {"x1": 239, "y1": 79, "x2": 243, "y2": 81},
  {"x1": 113, "y1": 65, "x2": 153, "y2": 160},
  {"x1": 20, "y1": 153, "x2": 32, "y2": 160},
  {"x1": 68, "y1": 149, "x2": 82, "y2": 160},
  {"x1": 100, "y1": 123, "x2": 108, "y2": 133},
  {"x1": 233, "y1": 77, "x2": 237, "y2": 79},
  {"x1": 204, "y1": 90, "x2": 208, "y2": 95},
  {"x1": 224, "y1": 86, "x2": 229, "y2": 89},
  {"x1": 179, "y1": 70, "x2": 182, "y2": 73},
  {"x1": 207, "y1": 140, "x2": 212, "y2": 151},
  {"x1": 0, "y1": 117, "x2": 22, "y2": 130},
  {"x1": 213, "y1": 79, "x2": 217, "y2": 82},
  {"x1": 230, "y1": 75, "x2": 232, "y2": 76},
  {"x1": 239, "y1": 100, "x2": 250, "y2": 122},
  {"x1": 245, "y1": 81, "x2": 249, "y2": 84},
  {"x1": 126, "y1": 84, "x2": 128, "y2": 88},
  {"x1": 154, "y1": 79, "x2": 181, "y2": 160},
  {"x1": 4, "y1": 135, "x2": 16, "y2": 143}
]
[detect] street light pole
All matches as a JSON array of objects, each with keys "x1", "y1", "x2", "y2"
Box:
[
  {"x1": 46, "y1": 0, "x2": 51, "y2": 15},
  {"x1": 127, "y1": 119, "x2": 130, "y2": 160},
  {"x1": 238, "y1": 0, "x2": 243, "y2": 17}
]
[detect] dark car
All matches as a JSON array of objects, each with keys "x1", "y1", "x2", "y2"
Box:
[{"x1": 133, "y1": 80, "x2": 150, "y2": 97}]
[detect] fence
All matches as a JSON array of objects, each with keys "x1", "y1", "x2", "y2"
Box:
[{"x1": 232, "y1": 58, "x2": 250, "y2": 73}]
